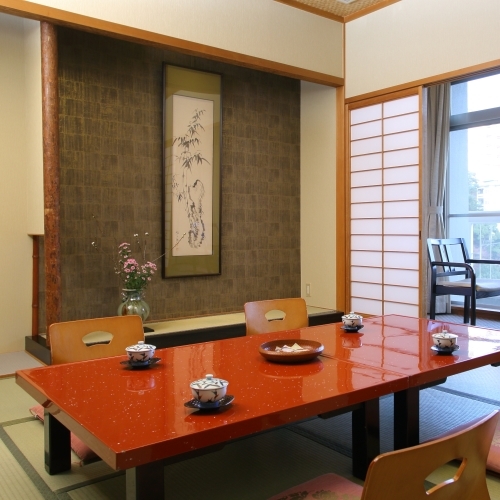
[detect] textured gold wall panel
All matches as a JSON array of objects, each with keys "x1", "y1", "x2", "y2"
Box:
[{"x1": 53, "y1": 28, "x2": 300, "y2": 324}]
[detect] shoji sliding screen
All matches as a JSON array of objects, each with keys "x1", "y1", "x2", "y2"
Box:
[{"x1": 349, "y1": 94, "x2": 420, "y2": 317}]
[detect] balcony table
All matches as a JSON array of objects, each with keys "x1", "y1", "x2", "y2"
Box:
[{"x1": 16, "y1": 326, "x2": 407, "y2": 500}]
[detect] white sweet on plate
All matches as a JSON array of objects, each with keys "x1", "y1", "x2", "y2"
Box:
[{"x1": 275, "y1": 343, "x2": 310, "y2": 353}]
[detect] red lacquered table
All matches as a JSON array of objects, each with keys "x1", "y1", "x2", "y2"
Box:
[
  {"x1": 16, "y1": 329, "x2": 408, "y2": 500},
  {"x1": 301, "y1": 314, "x2": 500, "y2": 449}
]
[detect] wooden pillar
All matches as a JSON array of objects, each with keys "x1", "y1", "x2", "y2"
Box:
[{"x1": 41, "y1": 22, "x2": 61, "y2": 343}]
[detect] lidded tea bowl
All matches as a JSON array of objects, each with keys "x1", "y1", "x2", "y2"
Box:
[
  {"x1": 431, "y1": 331, "x2": 458, "y2": 348},
  {"x1": 342, "y1": 312, "x2": 363, "y2": 328},
  {"x1": 125, "y1": 340, "x2": 156, "y2": 365},
  {"x1": 190, "y1": 374, "x2": 229, "y2": 403}
]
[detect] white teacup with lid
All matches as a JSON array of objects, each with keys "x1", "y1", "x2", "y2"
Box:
[
  {"x1": 190, "y1": 374, "x2": 229, "y2": 403},
  {"x1": 125, "y1": 340, "x2": 156, "y2": 365},
  {"x1": 342, "y1": 312, "x2": 363, "y2": 328},
  {"x1": 431, "y1": 331, "x2": 458, "y2": 349}
]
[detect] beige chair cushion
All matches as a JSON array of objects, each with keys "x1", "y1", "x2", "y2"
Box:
[{"x1": 437, "y1": 278, "x2": 500, "y2": 292}]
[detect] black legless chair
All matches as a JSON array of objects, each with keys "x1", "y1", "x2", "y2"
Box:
[{"x1": 427, "y1": 238, "x2": 500, "y2": 325}]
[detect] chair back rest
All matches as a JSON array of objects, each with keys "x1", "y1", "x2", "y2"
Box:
[
  {"x1": 49, "y1": 315, "x2": 145, "y2": 364},
  {"x1": 362, "y1": 410, "x2": 499, "y2": 500},
  {"x1": 244, "y1": 298, "x2": 308, "y2": 335},
  {"x1": 427, "y1": 238, "x2": 470, "y2": 277}
]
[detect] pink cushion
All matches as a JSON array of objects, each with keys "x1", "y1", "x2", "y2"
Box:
[
  {"x1": 487, "y1": 419, "x2": 500, "y2": 474},
  {"x1": 29, "y1": 405, "x2": 99, "y2": 463},
  {"x1": 267, "y1": 473, "x2": 363, "y2": 500}
]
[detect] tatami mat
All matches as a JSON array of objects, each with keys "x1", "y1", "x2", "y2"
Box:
[
  {"x1": 0, "y1": 377, "x2": 39, "y2": 424},
  {"x1": 0, "y1": 438, "x2": 45, "y2": 500},
  {"x1": 438, "y1": 364, "x2": 500, "y2": 405},
  {"x1": 67, "y1": 429, "x2": 361, "y2": 500},
  {"x1": 289, "y1": 388, "x2": 500, "y2": 457},
  {"x1": 5, "y1": 420, "x2": 121, "y2": 493}
]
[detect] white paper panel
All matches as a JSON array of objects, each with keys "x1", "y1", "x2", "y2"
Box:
[
  {"x1": 383, "y1": 251, "x2": 419, "y2": 270},
  {"x1": 351, "y1": 153, "x2": 382, "y2": 172},
  {"x1": 351, "y1": 120, "x2": 382, "y2": 141},
  {"x1": 384, "y1": 148, "x2": 419, "y2": 168},
  {"x1": 351, "y1": 136, "x2": 382, "y2": 156},
  {"x1": 351, "y1": 104, "x2": 382, "y2": 125},
  {"x1": 351, "y1": 250, "x2": 382, "y2": 267},
  {"x1": 351, "y1": 169, "x2": 382, "y2": 187},
  {"x1": 352, "y1": 281, "x2": 382, "y2": 300},
  {"x1": 384, "y1": 301, "x2": 419, "y2": 317},
  {"x1": 384, "y1": 235, "x2": 419, "y2": 252},
  {"x1": 384, "y1": 268, "x2": 419, "y2": 287},
  {"x1": 351, "y1": 202, "x2": 382, "y2": 219},
  {"x1": 352, "y1": 218, "x2": 382, "y2": 234},
  {"x1": 351, "y1": 234, "x2": 382, "y2": 251},
  {"x1": 351, "y1": 185, "x2": 382, "y2": 203},
  {"x1": 384, "y1": 285, "x2": 419, "y2": 304},
  {"x1": 384, "y1": 130, "x2": 419, "y2": 151},
  {"x1": 384, "y1": 182, "x2": 418, "y2": 201},
  {"x1": 384, "y1": 113, "x2": 419, "y2": 134},
  {"x1": 383, "y1": 96, "x2": 419, "y2": 118},
  {"x1": 384, "y1": 217, "x2": 419, "y2": 235},
  {"x1": 384, "y1": 165, "x2": 419, "y2": 185},
  {"x1": 349, "y1": 96, "x2": 420, "y2": 321},
  {"x1": 384, "y1": 200, "x2": 419, "y2": 218},
  {"x1": 351, "y1": 297, "x2": 383, "y2": 316},
  {"x1": 351, "y1": 266, "x2": 382, "y2": 283}
]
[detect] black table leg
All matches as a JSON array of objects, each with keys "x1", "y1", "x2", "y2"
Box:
[
  {"x1": 394, "y1": 387, "x2": 419, "y2": 450},
  {"x1": 352, "y1": 398, "x2": 380, "y2": 479},
  {"x1": 126, "y1": 461, "x2": 164, "y2": 500},
  {"x1": 44, "y1": 410, "x2": 71, "y2": 475}
]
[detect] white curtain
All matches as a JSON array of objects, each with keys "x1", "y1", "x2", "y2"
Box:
[{"x1": 422, "y1": 83, "x2": 451, "y2": 314}]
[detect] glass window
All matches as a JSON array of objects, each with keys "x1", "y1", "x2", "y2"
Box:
[{"x1": 448, "y1": 72, "x2": 500, "y2": 309}]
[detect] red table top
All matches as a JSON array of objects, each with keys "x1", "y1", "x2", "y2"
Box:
[
  {"x1": 303, "y1": 315, "x2": 500, "y2": 387},
  {"x1": 16, "y1": 327, "x2": 407, "y2": 470}
]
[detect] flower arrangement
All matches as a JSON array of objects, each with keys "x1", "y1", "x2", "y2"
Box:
[
  {"x1": 116, "y1": 240, "x2": 157, "y2": 292},
  {"x1": 91, "y1": 219, "x2": 159, "y2": 294}
]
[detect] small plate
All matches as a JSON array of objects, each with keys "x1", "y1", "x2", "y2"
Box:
[
  {"x1": 259, "y1": 339, "x2": 324, "y2": 363},
  {"x1": 184, "y1": 395, "x2": 234, "y2": 410},
  {"x1": 341, "y1": 325, "x2": 364, "y2": 333},
  {"x1": 431, "y1": 345, "x2": 460, "y2": 355},
  {"x1": 120, "y1": 357, "x2": 160, "y2": 369}
]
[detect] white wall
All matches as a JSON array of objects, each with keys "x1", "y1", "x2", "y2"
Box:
[
  {"x1": 0, "y1": 14, "x2": 42, "y2": 353},
  {"x1": 346, "y1": 0, "x2": 500, "y2": 98},
  {"x1": 24, "y1": 21, "x2": 44, "y2": 236},
  {"x1": 300, "y1": 81, "x2": 337, "y2": 309},
  {"x1": 26, "y1": 0, "x2": 344, "y2": 78}
]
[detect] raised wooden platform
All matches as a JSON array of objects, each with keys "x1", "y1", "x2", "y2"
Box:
[{"x1": 25, "y1": 306, "x2": 343, "y2": 364}]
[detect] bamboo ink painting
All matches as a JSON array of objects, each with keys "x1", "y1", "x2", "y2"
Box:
[
  {"x1": 162, "y1": 65, "x2": 221, "y2": 278},
  {"x1": 171, "y1": 96, "x2": 214, "y2": 257}
]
